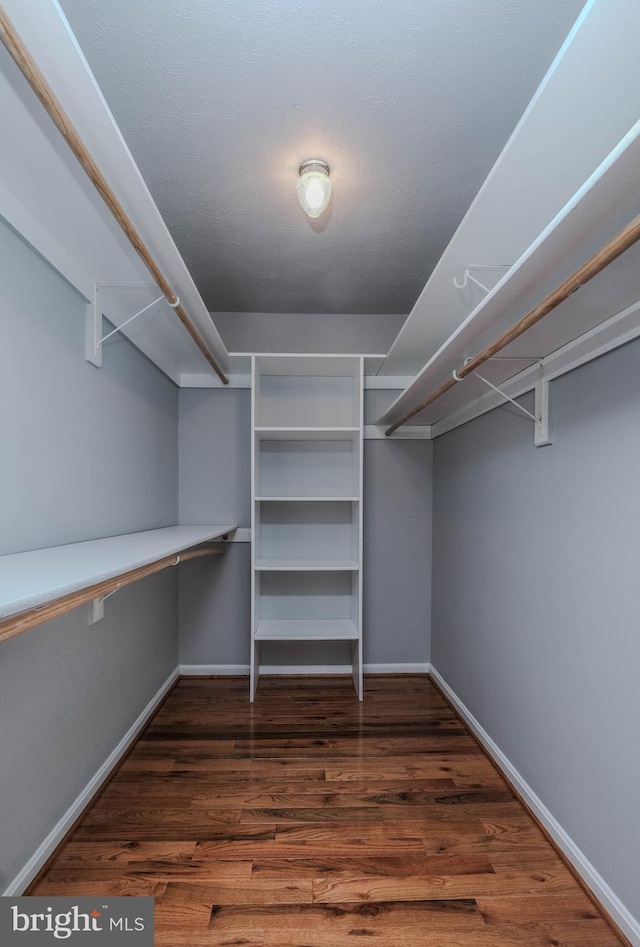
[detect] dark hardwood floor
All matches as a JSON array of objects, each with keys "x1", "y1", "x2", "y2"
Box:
[{"x1": 29, "y1": 675, "x2": 626, "y2": 946}]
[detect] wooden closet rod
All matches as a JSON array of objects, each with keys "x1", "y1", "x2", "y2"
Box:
[
  {"x1": 0, "y1": 546, "x2": 223, "y2": 646},
  {"x1": 0, "y1": 7, "x2": 229, "y2": 385},
  {"x1": 385, "y1": 211, "x2": 640, "y2": 436}
]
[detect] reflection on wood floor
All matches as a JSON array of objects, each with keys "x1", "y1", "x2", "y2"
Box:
[{"x1": 29, "y1": 675, "x2": 626, "y2": 946}]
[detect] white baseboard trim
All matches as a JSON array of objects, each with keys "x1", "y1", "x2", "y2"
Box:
[
  {"x1": 429, "y1": 665, "x2": 640, "y2": 947},
  {"x1": 261, "y1": 665, "x2": 352, "y2": 675},
  {"x1": 180, "y1": 663, "x2": 430, "y2": 677},
  {"x1": 365, "y1": 662, "x2": 430, "y2": 674},
  {"x1": 4, "y1": 667, "x2": 180, "y2": 897},
  {"x1": 180, "y1": 664, "x2": 250, "y2": 676}
]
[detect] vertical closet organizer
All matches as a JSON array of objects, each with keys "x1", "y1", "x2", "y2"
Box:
[{"x1": 251, "y1": 355, "x2": 364, "y2": 701}]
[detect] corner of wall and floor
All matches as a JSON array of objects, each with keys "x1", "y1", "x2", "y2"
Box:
[
  {"x1": 0, "y1": 220, "x2": 182, "y2": 895},
  {"x1": 428, "y1": 337, "x2": 640, "y2": 947}
]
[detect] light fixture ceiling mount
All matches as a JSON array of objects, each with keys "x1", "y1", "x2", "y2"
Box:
[{"x1": 297, "y1": 158, "x2": 331, "y2": 218}]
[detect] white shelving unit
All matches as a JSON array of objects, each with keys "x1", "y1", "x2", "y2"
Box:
[{"x1": 251, "y1": 355, "x2": 364, "y2": 701}]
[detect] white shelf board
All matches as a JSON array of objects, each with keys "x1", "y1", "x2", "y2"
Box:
[
  {"x1": 256, "y1": 496, "x2": 359, "y2": 502},
  {"x1": 381, "y1": 0, "x2": 640, "y2": 378},
  {"x1": 255, "y1": 619, "x2": 359, "y2": 641},
  {"x1": 0, "y1": 0, "x2": 230, "y2": 384},
  {"x1": 0, "y1": 525, "x2": 235, "y2": 620},
  {"x1": 256, "y1": 428, "x2": 359, "y2": 441},
  {"x1": 255, "y1": 558, "x2": 359, "y2": 572},
  {"x1": 379, "y1": 121, "x2": 640, "y2": 429}
]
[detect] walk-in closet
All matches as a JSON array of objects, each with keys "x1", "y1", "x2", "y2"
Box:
[{"x1": 1, "y1": 1, "x2": 639, "y2": 944}]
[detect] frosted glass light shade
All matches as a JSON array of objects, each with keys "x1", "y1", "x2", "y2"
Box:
[{"x1": 297, "y1": 159, "x2": 331, "y2": 218}]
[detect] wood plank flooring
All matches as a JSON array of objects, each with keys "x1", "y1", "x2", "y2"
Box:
[{"x1": 29, "y1": 675, "x2": 625, "y2": 946}]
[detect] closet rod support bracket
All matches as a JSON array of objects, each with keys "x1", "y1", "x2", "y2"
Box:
[
  {"x1": 87, "y1": 597, "x2": 104, "y2": 625},
  {"x1": 87, "y1": 585, "x2": 121, "y2": 625},
  {"x1": 86, "y1": 284, "x2": 103, "y2": 368},
  {"x1": 86, "y1": 284, "x2": 166, "y2": 367},
  {"x1": 453, "y1": 264, "x2": 512, "y2": 295},
  {"x1": 471, "y1": 366, "x2": 551, "y2": 447},
  {"x1": 534, "y1": 377, "x2": 552, "y2": 447}
]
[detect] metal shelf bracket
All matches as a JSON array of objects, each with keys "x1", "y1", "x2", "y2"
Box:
[
  {"x1": 534, "y1": 377, "x2": 552, "y2": 447},
  {"x1": 87, "y1": 586, "x2": 120, "y2": 625},
  {"x1": 453, "y1": 264, "x2": 512, "y2": 297},
  {"x1": 471, "y1": 366, "x2": 552, "y2": 447},
  {"x1": 85, "y1": 547, "x2": 228, "y2": 625},
  {"x1": 86, "y1": 283, "x2": 166, "y2": 367}
]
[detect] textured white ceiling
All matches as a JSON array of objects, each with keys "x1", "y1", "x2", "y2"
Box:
[{"x1": 59, "y1": 0, "x2": 585, "y2": 318}]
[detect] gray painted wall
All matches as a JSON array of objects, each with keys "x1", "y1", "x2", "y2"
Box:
[
  {"x1": 431, "y1": 338, "x2": 640, "y2": 925},
  {"x1": 0, "y1": 573, "x2": 177, "y2": 893},
  {"x1": 363, "y1": 439, "x2": 431, "y2": 665},
  {"x1": 1, "y1": 232, "x2": 178, "y2": 556},
  {"x1": 178, "y1": 387, "x2": 432, "y2": 668},
  {"x1": 0, "y1": 220, "x2": 179, "y2": 891},
  {"x1": 178, "y1": 387, "x2": 252, "y2": 666},
  {"x1": 213, "y1": 311, "x2": 406, "y2": 355}
]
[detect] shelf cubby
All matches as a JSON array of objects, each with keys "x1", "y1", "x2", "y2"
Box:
[
  {"x1": 256, "y1": 500, "x2": 359, "y2": 565},
  {"x1": 257, "y1": 436, "x2": 360, "y2": 499},
  {"x1": 255, "y1": 356, "x2": 362, "y2": 428}
]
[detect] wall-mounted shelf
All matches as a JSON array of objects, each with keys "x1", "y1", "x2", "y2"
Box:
[
  {"x1": 0, "y1": 525, "x2": 235, "y2": 643},
  {"x1": 379, "y1": 122, "x2": 640, "y2": 434},
  {"x1": 380, "y1": 1, "x2": 640, "y2": 380},
  {"x1": 375, "y1": 2, "x2": 640, "y2": 436},
  {"x1": 0, "y1": 1, "x2": 230, "y2": 386}
]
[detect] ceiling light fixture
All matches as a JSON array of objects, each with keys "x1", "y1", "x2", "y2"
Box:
[{"x1": 297, "y1": 158, "x2": 331, "y2": 218}]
